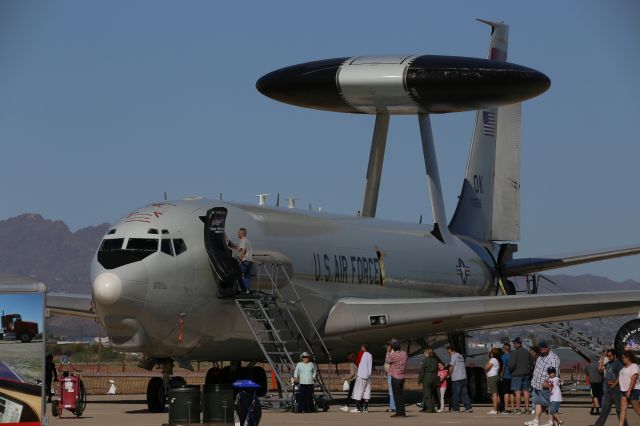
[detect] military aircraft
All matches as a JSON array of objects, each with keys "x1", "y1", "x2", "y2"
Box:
[{"x1": 47, "y1": 20, "x2": 640, "y2": 411}]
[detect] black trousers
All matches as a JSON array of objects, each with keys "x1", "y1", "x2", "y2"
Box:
[
  {"x1": 391, "y1": 378, "x2": 406, "y2": 415},
  {"x1": 298, "y1": 384, "x2": 314, "y2": 413},
  {"x1": 347, "y1": 379, "x2": 355, "y2": 406}
]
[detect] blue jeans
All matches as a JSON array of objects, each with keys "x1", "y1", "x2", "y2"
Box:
[
  {"x1": 595, "y1": 384, "x2": 627, "y2": 426},
  {"x1": 451, "y1": 379, "x2": 472, "y2": 411},
  {"x1": 240, "y1": 261, "x2": 252, "y2": 291},
  {"x1": 387, "y1": 375, "x2": 395, "y2": 410}
]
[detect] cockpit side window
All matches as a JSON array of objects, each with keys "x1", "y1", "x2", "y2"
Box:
[
  {"x1": 126, "y1": 238, "x2": 158, "y2": 251},
  {"x1": 161, "y1": 239, "x2": 174, "y2": 256},
  {"x1": 173, "y1": 239, "x2": 187, "y2": 256}
]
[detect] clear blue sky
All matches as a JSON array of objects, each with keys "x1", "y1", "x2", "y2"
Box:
[
  {"x1": 1, "y1": 1, "x2": 639, "y2": 281},
  {"x1": 0, "y1": 294, "x2": 44, "y2": 330}
]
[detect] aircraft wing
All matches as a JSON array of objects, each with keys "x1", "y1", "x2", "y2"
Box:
[
  {"x1": 323, "y1": 291, "x2": 640, "y2": 341},
  {"x1": 46, "y1": 293, "x2": 96, "y2": 319},
  {"x1": 504, "y1": 245, "x2": 640, "y2": 276}
]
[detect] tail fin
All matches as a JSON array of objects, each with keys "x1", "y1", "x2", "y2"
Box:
[{"x1": 449, "y1": 20, "x2": 521, "y2": 242}]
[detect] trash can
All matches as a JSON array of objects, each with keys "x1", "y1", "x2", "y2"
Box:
[
  {"x1": 202, "y1": 383, "x2": 234, "y2": 423},
  {"x1": 233, "y1": 380, "x2": 261, "y2": 426},
  {"x1": 168, "y1": 385, "x2": 201, "y2": 424}
]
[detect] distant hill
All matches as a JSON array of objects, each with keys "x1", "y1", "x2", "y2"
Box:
[
  {"x1": 0, "y1": 213, "x2": 638, "y2": 339},
  {"x1": 0, "y1": 213, "x2": 109, "y2": 293}
]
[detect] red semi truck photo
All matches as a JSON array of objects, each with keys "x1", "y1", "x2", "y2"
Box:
[{"x1": 0, "y1": 312, "x2": 38, "y2": 343}]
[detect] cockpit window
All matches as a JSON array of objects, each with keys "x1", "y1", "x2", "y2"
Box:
[
  {"x1": 107, "y1": 229, "x2": 116, "y2": 235},
  {"x1": 173, "y1": 239, "x2": 187, "y2": 256},
  {"x1": 126, "y1": 238, "x2": 158, "y2": 251},
  {"x1": 161, "y1": 239, "x2": 174, "y2": 256},
  {"x1": 99, "y1": 238, "x2": 124, "y2": 251},
  {"x1": 97, "y1": 238, "x2": 157, "y2": 270}
]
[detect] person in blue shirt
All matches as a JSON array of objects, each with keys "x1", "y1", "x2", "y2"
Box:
[
  {"x1": 501, "y1": 342, "x2": 514, "y2": 413},
  {"x1": 294, "y1": 352, "x2": 316, "y2": 413}
]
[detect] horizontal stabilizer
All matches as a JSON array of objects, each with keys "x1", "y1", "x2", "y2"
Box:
[
  {"x1": 324, "y1": 291, "x2": 640, "y2": 341},
  {"x1": 46, "y1": 293, "x2": 96, "y2": 319},
  {"x1": 504, "y1": 245, "x2": 640, "y2": 276}
]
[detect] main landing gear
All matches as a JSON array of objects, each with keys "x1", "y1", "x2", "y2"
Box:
[
  {"x1": 145, "y1": 360, "x2": 268, "y2": 413},
  {"x1": 204, "y1": 363, "x2": 267, "y2": 396}
]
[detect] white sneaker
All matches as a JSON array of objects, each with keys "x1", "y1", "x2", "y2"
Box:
[
  {"x1": 524, "y1": 421, "x2": 539, "y2": 426},
  {"x1": 487, "y1": 410, "x2": 498, "y2": 414},
  {"x1": 349, "y1": 408, "x2": 361, "y2": 413},
  {"x1": 436, "y1": 408, "x2": 443, "y2": 413},
  {"x1": 340, "y1": 405, "x2": 349, "y2": 412}
]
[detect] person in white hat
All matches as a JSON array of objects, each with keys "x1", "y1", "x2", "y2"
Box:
[
  {"x1": 350, "y1": 344, "x2": 372, "y2": 413},
  {"x1": 294, "y1": 352, "x2": 316, "y2": 413}
]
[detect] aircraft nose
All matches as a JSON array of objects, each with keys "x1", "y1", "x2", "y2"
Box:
[{"x1": 92, "y1": 272, "x2": 122, "y2": 305}]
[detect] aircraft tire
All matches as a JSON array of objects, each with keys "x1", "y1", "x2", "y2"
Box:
[
  {"x1": 20, "y1": 333, "x2": 32, "y2": 343},
  {"x1": 250, "y1": 366, "x2": 267, "y2": 397},
  {"x1": 146, "y1": 377, "x2": 166, "y2": 413},
  {"x1": 505, "y1": 280, "x2": 517, "y2": 295},
  {"x1": 467, "y1": 366, "x2": 487, "y2": 403},
  {"x1": 169, "y1": 376, "x2": 187, "y2": 389},
  {"x1": 205, "y1": 367, "x2": 222, "y2": 385}
]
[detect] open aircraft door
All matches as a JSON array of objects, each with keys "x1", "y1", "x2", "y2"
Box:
[{"x1": 204, "y1": 207, "x2": 241, "y2": 298}]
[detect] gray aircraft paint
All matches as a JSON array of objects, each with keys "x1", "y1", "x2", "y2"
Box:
[
  {"x1": 46, "y1": 20, "x2": 640, "y2": 366},
  {"x1": 89, "y1": 199, "x2": 493, "y2": 360}
]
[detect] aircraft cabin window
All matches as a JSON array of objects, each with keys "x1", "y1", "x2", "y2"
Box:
[
  {"x1": 161, "y1": 239, "x2": 174, "y2": 256},
  {"x1": 173, "y1": 239, "x2": 187, "y2": 256},
  {"x1": 99, "y1": 238, "x2": 124, "y2": 251},
  {"x1": 126, "y1": 238, "x2": 159, "y2": 251},
  {"x1": 107, "y1": 229, "x2": 116, "y2": 235}
]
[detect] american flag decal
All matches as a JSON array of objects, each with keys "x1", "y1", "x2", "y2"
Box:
[{"x1": 482, "y1": 111, "x2": 496, "y2": 136}]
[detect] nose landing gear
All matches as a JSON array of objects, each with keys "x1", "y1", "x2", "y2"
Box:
[{"x1": 146, "y1": 359, "x2": 187, "y2": 413}]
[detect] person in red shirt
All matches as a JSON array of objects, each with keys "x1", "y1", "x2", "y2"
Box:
[{"x1": 385, "y1": 339, "x2": 408, "y2": 417}]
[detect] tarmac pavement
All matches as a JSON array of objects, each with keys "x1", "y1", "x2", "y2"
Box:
[{"x1": 45, "y1": 393, "x2": 639, "y2": 426}]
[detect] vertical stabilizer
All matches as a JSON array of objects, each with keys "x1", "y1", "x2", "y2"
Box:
[{"x1": 449, "y1": 20, "x2": 521, "y2": 242}]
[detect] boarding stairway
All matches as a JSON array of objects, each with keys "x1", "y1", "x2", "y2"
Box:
[
  {"x1": 235, "y1": 262, "x2": 332, "y2": 403},
  {"x1": 538, "y1": 321, "x2": 606, "y2": 361}
]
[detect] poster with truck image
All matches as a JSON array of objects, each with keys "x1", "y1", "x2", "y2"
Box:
[{"x1": 0, "y1": 278, "x2": 45, "y2": 425}]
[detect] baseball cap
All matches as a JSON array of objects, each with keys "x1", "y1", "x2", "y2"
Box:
[
  {"x1": 538, "y1": 341, "x2": 549, "y2": 349},
  {"x1": 512, "y1": 337, "x2": 522, "y2": 344}
]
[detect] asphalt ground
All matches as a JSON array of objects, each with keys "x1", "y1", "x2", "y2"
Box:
[{"x1": 45, "y1": 392, "x2": 640, "y2": 426}]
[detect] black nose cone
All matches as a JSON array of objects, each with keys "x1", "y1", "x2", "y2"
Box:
[{"x1": 256, "y1": 57, "x2": 356, "y2": 113}]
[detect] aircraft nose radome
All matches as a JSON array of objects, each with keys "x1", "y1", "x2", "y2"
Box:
[{"x1": 92, "y1": 272, "x2": 122, "y2": 305}]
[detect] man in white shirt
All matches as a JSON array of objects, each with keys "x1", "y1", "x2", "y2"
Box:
[
  {"x1": 448, "y1": 344, "x2": 473, "y2": 413},
  {"x1": 351, "y1": 344, "x2": 372, "y2": 413},
  {"x1": 236, "y1": 227, "x2": 253, "y2": 294}
]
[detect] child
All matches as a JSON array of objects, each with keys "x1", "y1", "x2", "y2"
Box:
[
  {"x1": 437, "y1": 361, "x2": 448, "y2": 412},
  {"x1": 547, "y1": 367, "x2": 564, "y2": 426}
]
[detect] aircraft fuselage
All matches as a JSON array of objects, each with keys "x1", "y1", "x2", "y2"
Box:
[{"x1": 91, "y1": 199, "x2": 495, "y2": 362}]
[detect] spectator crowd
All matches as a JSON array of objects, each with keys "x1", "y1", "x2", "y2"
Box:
[{"x1": 329, "y1": 337, "x2": 640, "y2": 425}]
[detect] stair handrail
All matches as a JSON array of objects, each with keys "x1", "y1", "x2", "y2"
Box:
[
  {"x1": 256, "y1": 262, "x2": 333, "y2": 400},
  {"x1": 277, "y1": 265, "x2": 333, "y2": 365}
]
